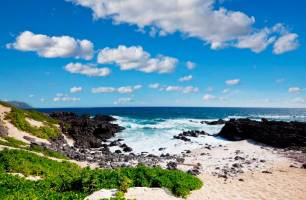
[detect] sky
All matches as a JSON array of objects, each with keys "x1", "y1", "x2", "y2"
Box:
[{"x1": 0, "y1": 0, "x2": 305, "y2": 108}]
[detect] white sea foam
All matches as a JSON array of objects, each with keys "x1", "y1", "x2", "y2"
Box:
[{"x1": 111, "y1": 117, "x2": 227, "y2": 155}]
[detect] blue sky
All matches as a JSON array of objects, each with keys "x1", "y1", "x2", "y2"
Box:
[{"x1": 0, "y1": 0, "x2": 305, "y2": 108}]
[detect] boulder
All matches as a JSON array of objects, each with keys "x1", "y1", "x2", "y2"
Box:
[
  {"x1": 49, "y1": 112, "x2": 124, "y2": 148},
  {"x1": 217, "y1": 118, "x2": 306, "y2": 149}
]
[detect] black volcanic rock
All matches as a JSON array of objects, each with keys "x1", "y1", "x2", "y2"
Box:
[
  {"x1": 217, "y1": 118, "x2": 306, "y2": 149},
  {"x1": 173, "y1": 130, "x2": 209, "y2": 142},
  {"x1": 202, "y1": 119, "x2": 225, "y2": 125},
  {"x1": 50, "y1": 112, "x2": 124, "y2": 148}
]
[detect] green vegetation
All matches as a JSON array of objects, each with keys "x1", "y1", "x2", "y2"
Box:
[
  {"x1": 0, "y1": 149, "x2": 203, "y2": 199},
  {"x1": 0, "y1": 136, "x2": 67, "y2": 160},
  {"x1": 4, "y1": 106, "x2": 60, "y2": 140},
  {"x1": 0, "y1": 136, "x2": 27, "y2": 148},
  {"x1": 28, "y1": 144, "x2": 68, "y2": 160}
]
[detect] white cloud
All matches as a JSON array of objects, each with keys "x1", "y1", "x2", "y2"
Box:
[
  {"x1": 179, "y1": 75, "x2": 192, "y2": 82},
  {"x1": 91, "y1": 87, "x2": 116, "y2": 93},
  {"x1": 226, "y1": 79, "x2": 240, "y2": 86},
  {"x1": 92, "y1": 85, "x2": 142, "y2": 94},
  {"x1": 203, "y1": 94, "x2": 215, "y2": 101},
  {"x1": 7, "y1": 31, "x2": 94, "y2": 60},
  {"x1": 149, "y1": 83, "x2": 160, "y2": 89},
  {"x1": 288, "y1": 87, "x2": 301, "y2": 94},
  {"x1": 186, "y1": 61, "x2": 196, "y2": 70},
  {"x1": 68, "y1": 0, "x2": 299, "y2": 53},
  {"x1": 40, "y1": 98, "x2": 45, "y2": 102},
  {"x1": 68, "y1": 0, "x2": 255, "y2": 49},
  {"x1": 65, "y1": 62, "x2": 110, "y2": 77},
  {"x1": 165, "y1": 86, "x2": 199, "y2": 94},
  {"x1": 97, "y1": 45, "x2": 177, "y2": 73},
  {"x1": 273, "y1": 33, "x2": 299, "y2": 55},
  {"x1": 70, "y1": 86, "x2": 83, "y2": 93},
  {"x1": 114, "y1": 97, "x2": 133, "y2": 105},
  {"x1": 236, "y1": 28, "x2": 275, "y2": 53},
  {"x1": 53, "y1": 94, "x2": 80, "y2": 102},
  {"x1": 29, "y1": 94, "x2": 35, "y2": 98}
]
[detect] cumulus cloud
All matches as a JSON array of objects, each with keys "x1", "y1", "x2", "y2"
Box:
[
  {"x1": 97, "y1": 45, "x2": 177, "y2": 73},
  {"x1": 226, "y1": 79, "x2": 240, "y2": 86},
  {"x1": 65, "y1": 62, "x2": 110, "y2": 77},
  {"x1": 92, "y1": 85, "x2": 142, "y2": 94},
  {"x1": 273, "y1": 33, "x2": 299, "y2": 55},
  {"x1": 53, "y1": 94, "x2": 80, "y2": 102},
  {"x1": 114, "y1": 97, "x2": 133, "y2": 105},
  {"x1": 186, "y1": 61, "x2": 196, "y2": 70},
  {"x1": 203, "y1": 94, "x2": 215, "y2": 101},
  {"x1": 7, "y1": 31, "x2": 94, "y2": 60},
  {"x1": 165, "y1": 86, "x2": 199, "y2": 94},
  {"x1": 68, "y1": 0, "x2": 254, "y2": 49},
  {"x1": 288, "y1": 87, "x2": 301, "y2": 94},
  {"x1": 67, "y1": 0, "x2": 299, "y2": 53},
  {"x1": 179, "y1": 75, "x2": 192, "y2": 82},
  {"x1": 149, "y1": 83, "x2": 160, "y2": 89},
  {"x1": 70, "y1": 86, "x2": 83, "y2": 93},
  {"x1": 236, "y1": 28, "x2": 275, "y2": 53}
]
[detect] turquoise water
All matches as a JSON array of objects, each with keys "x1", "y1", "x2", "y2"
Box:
[{"x1": 39, "y1": 107, "x2": 306, "y2": 154}]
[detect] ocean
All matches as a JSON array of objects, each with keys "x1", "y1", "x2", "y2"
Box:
[{"x1": 39, "y1": 107, "x2": 306, "y2": 155}]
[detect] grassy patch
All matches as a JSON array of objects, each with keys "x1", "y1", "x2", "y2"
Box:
[
  {"x1": 0, "y1": 136, "x2": 67, "y2": 160},
  {"x1": 28, "y1": 144, "x2": 68, "y2": 160},
  {"x1": 5, "y1": 106, "x2": 60, "y2": 140},
  {"x1": 0, "y1": 149, "x2": 203, "y2": 199},
  {"x1": 0, "y1": 136, "x2": 27, "y2": 148}
]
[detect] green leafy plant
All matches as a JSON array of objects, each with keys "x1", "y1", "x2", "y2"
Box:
[
  {"x1": 0, "y1": 149, "x2": 203, "y2": 199},
  {"x1": 5, "y1": 107, "x2": 60, "y2": 139}
]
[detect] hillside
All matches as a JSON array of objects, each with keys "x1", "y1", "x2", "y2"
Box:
[{"x1": 0, "y1": 102, "x2": 203, "y2": 200}]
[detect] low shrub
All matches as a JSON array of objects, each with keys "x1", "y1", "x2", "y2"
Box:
[
  {"x1": 0, "y1": 149, "x2": 203, "y2": 199},
  {"x1": 5, "y1": 107, "x2": 61, "y2": 139}
]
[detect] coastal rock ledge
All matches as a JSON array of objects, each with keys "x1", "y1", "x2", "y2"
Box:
[
  {"x1": 217, "y1": 118, "x2": 306, "y2": 150},
  {"x1": 50, "y1": 112, "x2": 124, "y2": 148}
]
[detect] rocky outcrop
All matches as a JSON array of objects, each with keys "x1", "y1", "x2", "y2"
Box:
[
  {"x1": 50, "y1": 112, "x2": 124, "y2": 148},
  {"x1": 173, "y1": 130, "x2": 209, "y2": 142},
  {"x1": 202, "y1": 119, "x2": 225, "y2": 125},
  {"x1": 217, "y1": 118, "x2": 306, "y2": 149}
]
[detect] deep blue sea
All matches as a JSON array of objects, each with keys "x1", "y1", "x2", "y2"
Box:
[
  {"x1": 38, "y1": 107, "x2": 306, "y2": 121},
  {"x1": 38, "y1": 107, "x2": 306, "y2": 154}
]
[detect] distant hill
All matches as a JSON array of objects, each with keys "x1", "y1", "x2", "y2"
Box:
[{"x1": 7, "y1": 101, "x2": 32, "y2": 109}]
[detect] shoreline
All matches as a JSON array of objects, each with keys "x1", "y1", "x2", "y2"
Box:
[{"x1": 1, "y1": 105, "x2": 305, "y2": 200}]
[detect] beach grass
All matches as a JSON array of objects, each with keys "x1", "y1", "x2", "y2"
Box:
[
  {"x1": 4, "y1": 106, "x2": 61, "y2": 140},
  {"x1": 0, "y1": 148, "x2": 203, "y2": 199}
]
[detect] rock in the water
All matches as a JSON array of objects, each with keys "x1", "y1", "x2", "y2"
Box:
[
  {"x1": 49, "y1": 112, "x2": 124, "y2": 148},
  {"x1": 123, "y1": 146, "x2": 133, "y2": 152},
  {"x1": 217, "y1": 118, "x2": 306, "y2": 149},
  {"x1": 202, "y1": 119, "x2": 225, "y2": 125}
]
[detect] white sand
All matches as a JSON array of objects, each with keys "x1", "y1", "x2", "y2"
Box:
[
  {"x1": 25, "y1": 117, "x2": 44, "y2": 127},
  {"x1": 127, "y1": 140, "x2": 306, "y2": 200},
  {"x1": 85, "y1": 189, "x2": 117, "y2": 200},
  {"x1": 63, "y1": 134, "x2": 75, "y2": 147},
  {"x1": 0, "y1": 105, "x2": 50, "y2": 145},
  {"x1": 126, "y1": 187, "x2": 184, "y2": 200}
]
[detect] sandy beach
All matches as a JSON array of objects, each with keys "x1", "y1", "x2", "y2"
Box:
[{"x1": 126, "y1": 140, "x2": 306, "y2": 200}]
